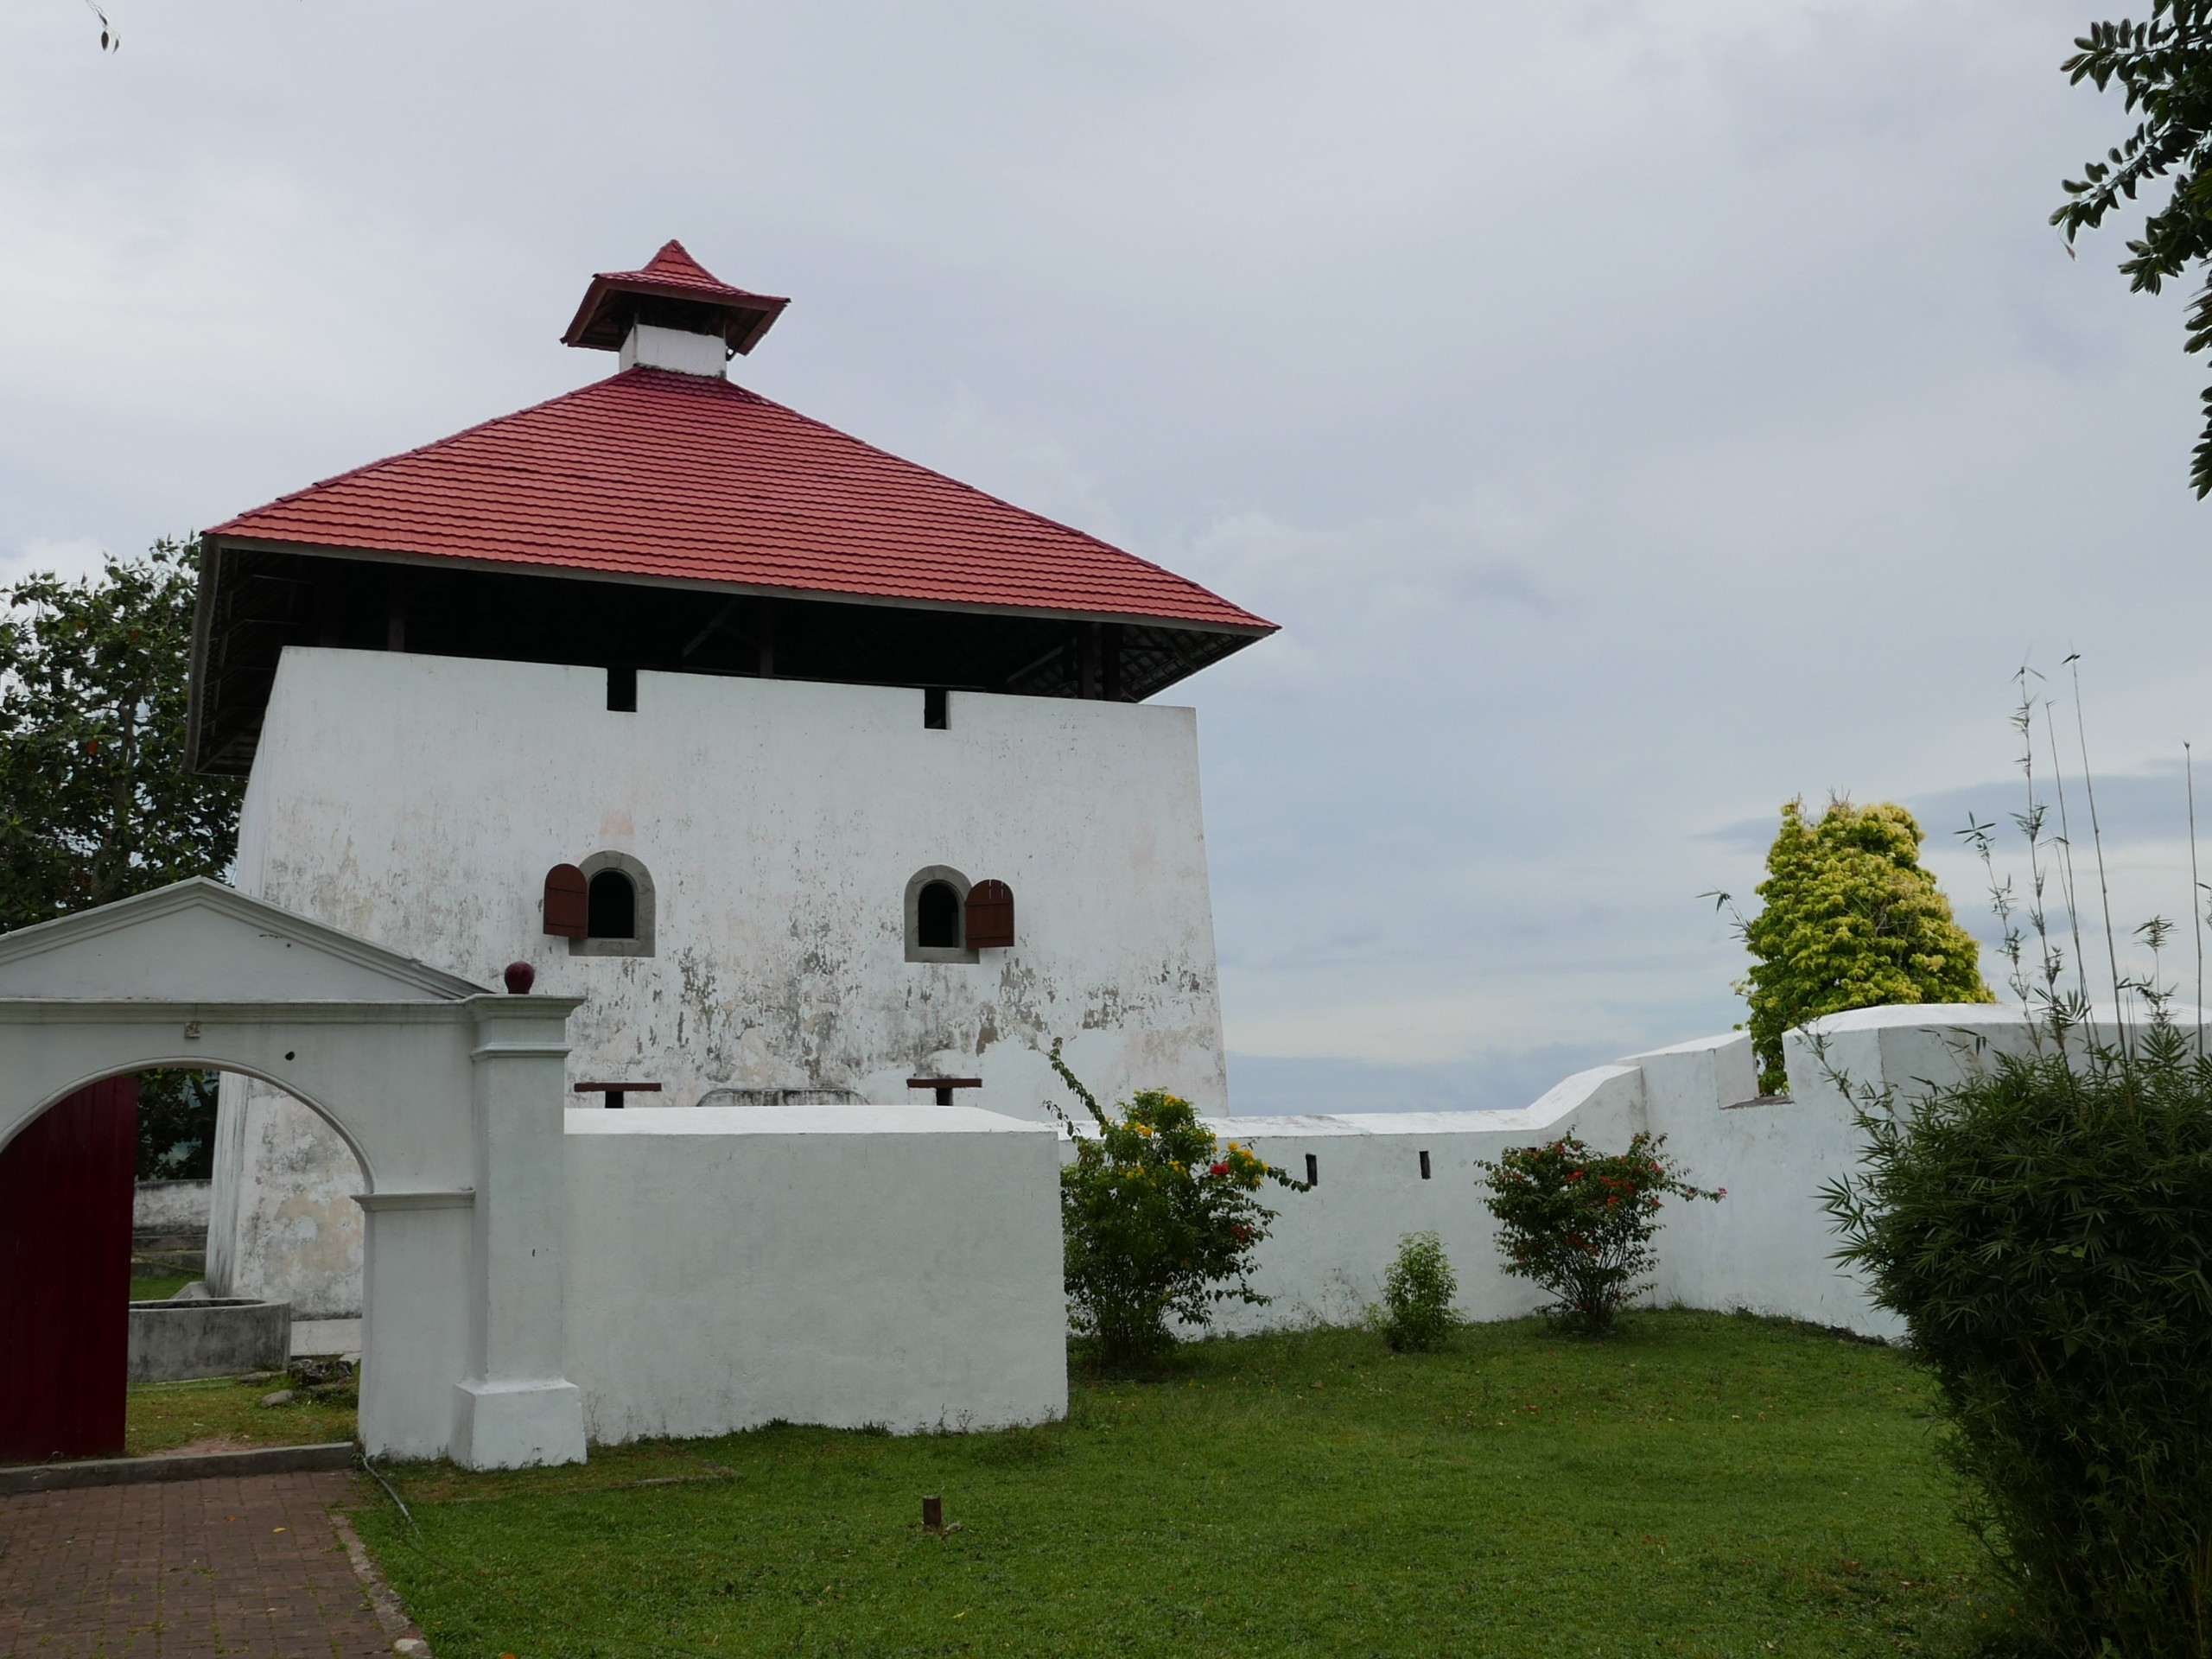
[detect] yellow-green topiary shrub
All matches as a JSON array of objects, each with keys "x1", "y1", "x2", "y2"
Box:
[{"x1": 1739, "y1": 798, "x2": 1993, "y2": 1092}]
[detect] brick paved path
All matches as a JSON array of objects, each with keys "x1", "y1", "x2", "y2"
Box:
[{"x1": 0, "y1": 1470, "x2": 397, "y2": 1657}]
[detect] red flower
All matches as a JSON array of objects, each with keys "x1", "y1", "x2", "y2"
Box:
[{"x1": 1209, "y1": 1162, "x2": 1231, "y2": 1176}]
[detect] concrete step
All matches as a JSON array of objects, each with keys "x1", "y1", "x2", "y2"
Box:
[
  {"x1": 290, "y1": 1318, "x2": 362, "y2": 1360},
  {"x1": 0, "y1": 1442, "x2": 354, "y2": 1495}
]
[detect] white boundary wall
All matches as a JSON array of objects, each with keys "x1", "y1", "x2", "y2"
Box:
[
  {"x1": 134, "y1": 1179, "x2": 213, "y2": 1235},
  {"x1": 563, "y1": 1104, "x2": 1067, "y2": 1440},
  {"x1": 1200, "y1": 1004, "x2": 2131, "y2": 1341}
]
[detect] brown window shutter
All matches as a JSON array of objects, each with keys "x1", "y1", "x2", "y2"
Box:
[
  {"x1": 543, "y1": 863, "x2": 588, "y2": 938},
  {"x1": 965, "y1": 880, "x2": 1014, "y2": 949}
]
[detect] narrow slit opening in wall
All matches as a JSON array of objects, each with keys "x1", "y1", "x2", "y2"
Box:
[
  {"x1": 1305, "y1": 1153, "x2": 1319, "y2": 1185},
  {"x1": 924, "y1": 687, "x2": 948, "y2": 729},
  {"x1": 1419, "y1": 1149, "x2": 1431, "y2": 1180},
  {"x1": 607, "y1": 664, "x2": 638, "y2": 712}
]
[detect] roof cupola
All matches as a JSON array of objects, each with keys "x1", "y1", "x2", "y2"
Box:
[{"x1": 561, "y1": 240, "x2": 790, "y2": 378}]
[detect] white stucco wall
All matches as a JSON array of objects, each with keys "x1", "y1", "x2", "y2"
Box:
[
  {"x1": 207, "y1": 1072, "x2": 365, "y2": 1316},
  {"x1": 1197, "y1": 1067, "x2": 1648, "y2": 1332},
  {"x1": 134, "y1": 1179, "x2": 212, "y2": 1234},
  {"x1": 1202, "y1": 1006, "x2": 2101, "y2": 1342},
  {"x1": 212, "y1": 645, "x2": 1227, "y2": 1315},
  {"x1": 563, "y1": 1104, "x2": 1067, "y2": 1440},
  {"x1": 1634, "y1": 1029, "x2": 1895, "y2": 1336}
]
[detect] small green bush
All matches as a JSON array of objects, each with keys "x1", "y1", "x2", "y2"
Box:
[
  {"x1": 1735, "y1": 798, "x2": 1993, "y2": 1092},
  {"x1": 1048, "y1": 1043, "x2": 1303, "y2": 1370},
  {"x1": 1827, "y1": 1021, "x2": 2212, "y2": 1657},
  {"x1": 1370, "y1": 1230, "x2": 1459, "y2": 1352},
  {"x1": 1476, "y1": 1133, "x2": 1721, "y2": 1335}
]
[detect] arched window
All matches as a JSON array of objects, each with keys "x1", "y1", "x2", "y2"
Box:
[
  {"x1": 916, "y1": 880, "x2": 961, "y2": 949},
  {"x1": 904, "y1": 866, "x2": 976, "y2": 964},
  {"x1": 566, "y1": 852, "x2": 656, "y2": 958},
  {"x1": 588, "y1": 869, "x2": 635, "y2": 940}
]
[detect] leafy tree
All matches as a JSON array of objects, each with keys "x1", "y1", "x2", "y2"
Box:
[
  {"x1": 1732, "y1": 798, "x2": 1993, "y2": 1092},
  {"x1": 137, "y1": 1071, "x2": 219, "y2": 1180},
  {"x1": 2053, "y1": 3, "x2": 2212, "y2": 493},
  {"x1": 0, "y1": 537, "x2": 241, "y2": 931},
  {"x1": 2, "y1": 538, "x2": 241, "y2": 1174}
]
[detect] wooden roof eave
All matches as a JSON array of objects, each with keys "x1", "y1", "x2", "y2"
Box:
[
  {"x1": 195, "y1": 532, "x2": 1280, "y2": 640},
  {"x1": 560, "y1": 277, "x2": 791, "y2": 355}
]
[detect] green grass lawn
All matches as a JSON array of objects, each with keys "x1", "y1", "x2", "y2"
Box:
[
  {"x1": 351, "y1": 1311, "x2": 2007, "y2": 1657},
  {"x1": 125, "y1": 1370, "x2": 359, "y2": 1456}
]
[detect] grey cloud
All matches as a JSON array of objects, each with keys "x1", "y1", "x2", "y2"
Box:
[
  {"x1": 2, "y1": 0, "x2": 2200, "y2": 1094},
  {"x1": 1703, "y1": 766, "x2": 2207, "y2": 860}
]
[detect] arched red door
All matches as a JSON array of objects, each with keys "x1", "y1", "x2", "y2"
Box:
[{"x1": 0, "y1": 1077, "x2": 137, "y2": 1464}]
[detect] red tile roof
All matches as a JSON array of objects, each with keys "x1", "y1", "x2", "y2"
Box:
[
  {"x1": 563, "y1": 239, "x2": 790, "y2": 354},
  {"x1": 627, "y1": 238, "x2": 746, "y2": 296},
  {"x1": 206, "y1": 367, "x2": 1274, "y2": 633}
]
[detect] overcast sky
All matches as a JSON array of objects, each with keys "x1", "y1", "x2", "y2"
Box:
[{"x1": 5, "y1": 0, "x2": 2209, "y2": 1111}]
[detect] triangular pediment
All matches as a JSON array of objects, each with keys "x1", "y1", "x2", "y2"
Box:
[{"x1": 0, "y1": 879, "x2": 486, "y2": 1003}]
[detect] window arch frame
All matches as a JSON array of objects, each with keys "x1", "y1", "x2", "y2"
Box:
[
  {"x1": 903, "y1": 865, "x2": 976, "y2": 964},
  {"x1": 569, "y1": 850, "x2": 657, "y2": 958}
]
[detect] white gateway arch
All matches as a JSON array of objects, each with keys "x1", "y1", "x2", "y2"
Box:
[{"x1": 0, "y1": 879, "x2": 586, "y2": 1469}]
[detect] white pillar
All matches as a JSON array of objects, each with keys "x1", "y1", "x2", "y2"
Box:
[
  {"x1": 450, "y1": 995, "x2": 588, "y2": 1469},
  {"x1": 355, "y1": 1189, "x2": 474, "y2": 1460}
]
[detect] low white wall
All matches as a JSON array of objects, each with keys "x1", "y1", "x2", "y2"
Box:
[
  {"x1": 1198, "y1": 1067, "x2": 1646, "y2": 1333},
  {"x1": 1207, "y1": 1006, "x2": 2082, "y2": 1341},
  {"x1": 134, "y1": 1179, "x2": 212, "y2": 1234},
  {"x1": 563, "y1": 1104, "x2": 1068, "y2": 1441},
  {"x1": 1638, "y1": 1029, "x2": 1897, "y2": 1337}
]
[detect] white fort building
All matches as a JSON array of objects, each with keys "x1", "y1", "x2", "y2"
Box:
[{"x1": 193, "y1": 243, "x2": 1272, "y2": 1322}]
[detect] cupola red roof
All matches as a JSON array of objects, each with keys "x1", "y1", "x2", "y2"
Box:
[
  {"x1": 205, "y1": 367, "x2": 1269, "y2": 633},
  {"x1": 562, "y1": 239, "x2": 790, "y2": 356}
]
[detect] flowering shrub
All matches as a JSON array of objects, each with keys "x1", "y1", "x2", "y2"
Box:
[
  {"x1": 1048, "y1": 1042, "x2": 1305, "y2": 1369},
  {"x1": 1370, "y1": 1230, "x2": 1459, "y2": 1352},
  {"x1": 1475, "y1": 1133, "x2": 1721, "y2": 1334}
]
